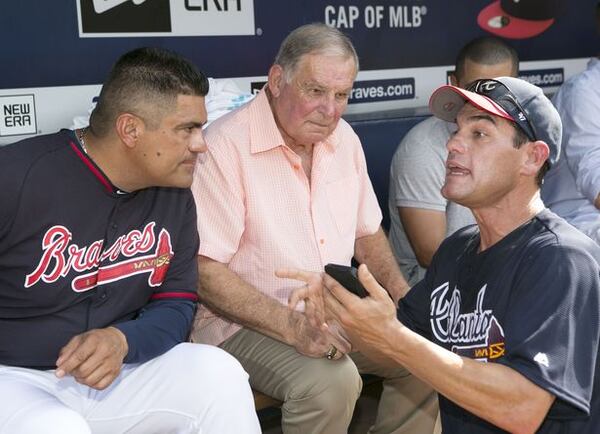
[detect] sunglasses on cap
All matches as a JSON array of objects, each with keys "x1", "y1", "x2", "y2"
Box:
[{"x1": 467, "y1": 79, "x2": 537, "y2": 142}]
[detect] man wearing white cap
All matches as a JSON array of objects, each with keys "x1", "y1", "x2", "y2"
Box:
[{"x1": 286, "y1": 77, "x2": 600, "y2": 433}]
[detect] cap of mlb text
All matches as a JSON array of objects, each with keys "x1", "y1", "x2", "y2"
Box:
[
  {"x1": 478, "y1": 0, "x2": 563, "y2": 39},
  {"x1": 429, "y1": 76, "x2": 562, "y2": 166}
]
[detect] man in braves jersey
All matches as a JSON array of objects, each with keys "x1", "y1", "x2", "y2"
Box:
[
  {"x1": 287, "y1": 77, "x2": 600, "y2": 433},
  {"x1": 0, "y1": 47, "x2": 260, "y2": 433}
]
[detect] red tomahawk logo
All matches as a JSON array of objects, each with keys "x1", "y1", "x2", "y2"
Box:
[{"x1": 71, "y1": 229, "x2": 173, "y2": 293}]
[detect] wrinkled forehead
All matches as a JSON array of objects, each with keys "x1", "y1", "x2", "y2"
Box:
[{"x1": 293, "y1": 52, "x2": 357, "y2": 81}]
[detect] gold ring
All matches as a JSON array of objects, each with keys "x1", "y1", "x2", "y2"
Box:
[{"x1": 325, "y1": 345, "x2": 338, "y2": 360}]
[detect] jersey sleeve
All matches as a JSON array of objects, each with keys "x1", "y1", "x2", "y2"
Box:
[
  {"x1": 191, "y1": 128, "x2": 246, "y2": 263},
  {"x1": 497, "y1": 241, "x2": 600, "y2": 417},
  {"x1": 150, "y1": 190, "x2": 200, "y2": 302},
  {"x1": 115, "y1": 190, "x2": 199, "y2": 363}
]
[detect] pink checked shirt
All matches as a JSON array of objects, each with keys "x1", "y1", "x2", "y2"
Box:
[{"x1": 190, "y1": 90, "x2": 382, "y2": 345}]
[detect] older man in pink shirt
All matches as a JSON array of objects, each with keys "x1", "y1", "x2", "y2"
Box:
[{"x1": 191, "y1": 23, "x2": 437, "y2": 434}]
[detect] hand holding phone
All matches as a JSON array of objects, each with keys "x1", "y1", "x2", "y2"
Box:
[{"x1": 324, "y1": 263, "x2": 368, "y2": 298}]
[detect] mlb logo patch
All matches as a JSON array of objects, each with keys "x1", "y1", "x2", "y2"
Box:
[{"x1": 0, "y1": 94, "x2": 37, "y2": 137}]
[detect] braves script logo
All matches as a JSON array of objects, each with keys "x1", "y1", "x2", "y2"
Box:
[
  {"x1": 430, "y1": 283, "x2": 505, "y2": 362},
  {"x1": 25, "y1": 222, "x2": 173, "y2": 292}
]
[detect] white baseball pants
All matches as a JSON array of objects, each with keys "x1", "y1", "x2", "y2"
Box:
[{"x1": 0, "y1": 343, "x2": 260, "y2": 434}]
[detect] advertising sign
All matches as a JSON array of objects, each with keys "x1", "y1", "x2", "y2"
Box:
[
  {"x1": 78, "y1": 0, "x2": 256, "y2": 37},
  {"x1": 0, "y1": 95, "x2": 37, "y2": 138}
]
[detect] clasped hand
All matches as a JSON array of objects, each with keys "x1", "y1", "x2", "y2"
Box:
[{"x1": 55, "y1": 327, "x2": 129, "y2": 390}]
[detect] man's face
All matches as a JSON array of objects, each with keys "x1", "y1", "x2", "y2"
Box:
[
  {"x1": 136, "y1": 94, "x2": 207, "y2": 188},
  {"x1": 453, "y1": 58, "x2": 516, "y2": 89},
  {"x1": 269, "y1": 53, "x2": 356, "y2": 147},
  {"x1": 442, "y1": 104, "x2": 525, "y2": 209}
]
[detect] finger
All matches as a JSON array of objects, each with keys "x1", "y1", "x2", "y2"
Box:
[
  {"x1": 275, "y1": 267, "x2": 313, "y2": 284},
  {"x1": 357, "y1": 264, "x2": 389, "y2": 299},
  {"x1": 70, "y1": 349, "x2": 107, "y2": 380},
  {"x1": 304, "y1": 297, "x2": 325, "y2": 329},
  {"x1": 91, "y1": 372, "x2": 119, "y2": 391},
  {"x1": 288, "y1": 285, "x2": 309, "y2": 309},
  {"x1": 334, "y1": 348, "x2": 346, "y2": 360},
  {"x1": 321, "y1": 323, "x2": 352, "y2": 359},
  {"x1": 323, "y1": 283, "x2": 347, "y2": 322},
  {"x1": 323, "y1": 273, "x2": 359, "y2": 306},
  {"x1": 56, "y1": 345, "x2": 94, "y2": 378},
  {"x1": 75, "y1": 361, "x2": 115, "y2": 389},
  {"x1": 325, "y1": 321, "x2": 352, "y2": 352},
  {"x1": 324, "y1": 340, "x2": 348, "y2": 361},
  {"x1": 56, "y1": 335, "x2": 83, "y2": 368},
  {"x1": 329, "y1": 335, "x2": 352, "y2": 354},
  {"x1": 76, "y1": 367, "x2": 117, "y2": 390},
  {"x1": 55, "y1": 335, "x2": 88, "y2": 377}
]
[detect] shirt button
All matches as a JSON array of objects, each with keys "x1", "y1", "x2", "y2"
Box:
[
  {"x1": 320, "y1": 238, "x2": 325, "y2": 244},
  {"x1": 111, "y1": 223, "x2": 118, "y2": 229},
  {"x1": 293, "y1": 164, "x2": 300, "y2": 170}
]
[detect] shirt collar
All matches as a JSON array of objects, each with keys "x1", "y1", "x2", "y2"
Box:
[{"x1": 248, "y1": 89, "x2": 339, "y2": 154}]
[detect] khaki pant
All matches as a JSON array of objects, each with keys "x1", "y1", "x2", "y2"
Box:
[{"x1": 221, "y1": 328, "x2": 438, "y2": 434}]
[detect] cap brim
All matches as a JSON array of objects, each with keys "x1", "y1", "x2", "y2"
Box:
[
  {"x1": 477, "y1": 0, "x2": 555, "y2": 39},
  {"x1": 429, "y1": 85, "x2": 513, "y2": 123}
]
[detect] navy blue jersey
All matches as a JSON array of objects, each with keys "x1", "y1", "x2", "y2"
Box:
[
  {"x1": 0, "y1": 130, "x2": 199, "y2": 368},
  {"x1": 398, "y1": 209, "x2": 600, "y2": 433}
]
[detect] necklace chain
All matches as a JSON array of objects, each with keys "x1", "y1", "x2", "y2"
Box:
[{"x1": 78, "y1": 128, "x2": 88, "y2": 154}]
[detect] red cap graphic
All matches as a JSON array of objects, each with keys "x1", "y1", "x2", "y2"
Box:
[{"x1": 478, "y1": 0, "x2": 562, "y2": 39}]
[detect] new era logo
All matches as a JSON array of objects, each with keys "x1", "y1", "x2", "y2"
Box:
[
  {"x1": 0, "y1": 94, "x2": 37, "y2": 137},
  {"x1": 534, "y1": 352, "x2": 549, "y2": 368}
]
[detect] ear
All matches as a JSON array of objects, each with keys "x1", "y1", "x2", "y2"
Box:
[
  {"x1": 267, "y1": 64, "x2": 284, "y2": 98},
  {"x1": 115, "y1": 113, "x2": 145, "y2": 148},
  {"x1": 521, "y1": 140, "x2": 550, "y2": 177},
  {"x1": 449, "y1": 72, "x2": 459, "y2": 86}
]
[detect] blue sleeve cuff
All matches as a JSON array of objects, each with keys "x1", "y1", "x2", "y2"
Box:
[{"x1": 114, "y1": 299, "x2": 196, "y2": 364}]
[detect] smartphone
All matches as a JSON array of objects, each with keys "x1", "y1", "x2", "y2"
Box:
[{"x1": 324, "y1": 263, "x2": 368, "y2": 298}]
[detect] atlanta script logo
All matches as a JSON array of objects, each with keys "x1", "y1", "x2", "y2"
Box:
[
  {"x1": 25, "y1": 222, "x2": 173, "y2": 292},
  {"x1": 430, "y1": 282, "x2": 505, "y2": 362}
]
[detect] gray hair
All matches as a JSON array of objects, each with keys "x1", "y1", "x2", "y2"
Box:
[{"x1": 274, "y1": 23, "x2": 359, "y2": 82}]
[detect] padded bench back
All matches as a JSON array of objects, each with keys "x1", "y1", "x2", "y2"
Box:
[{"x1": 348, "y1": 113, "x2": 430, "y2": 230}]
